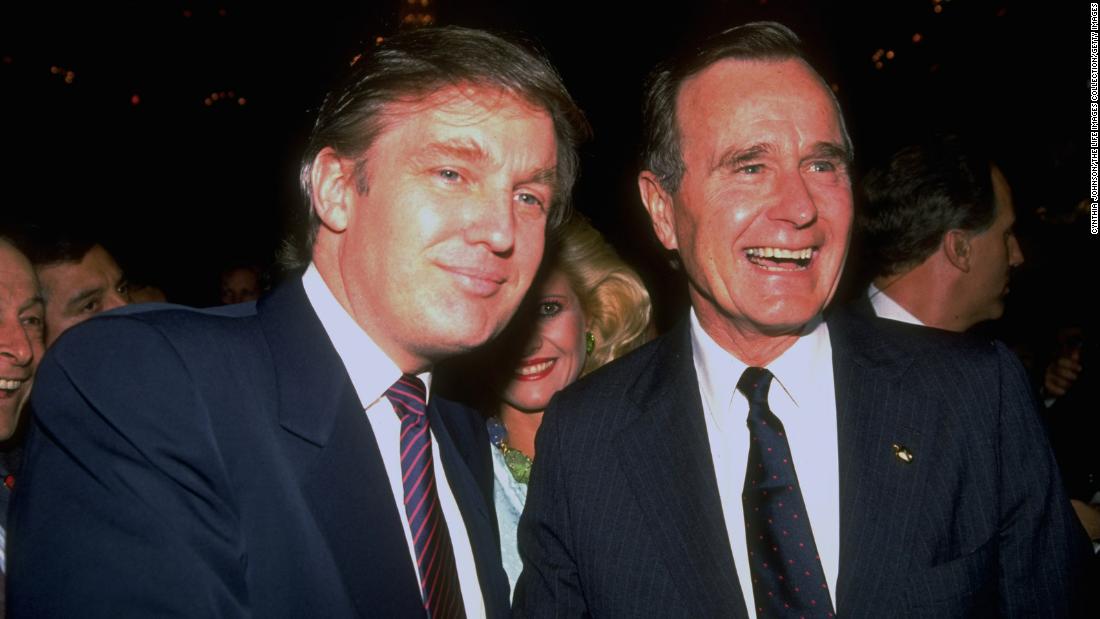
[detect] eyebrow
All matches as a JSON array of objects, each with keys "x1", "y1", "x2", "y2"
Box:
[
  {"x1": 415, "y1": 138, "x2": 493, "y2": 166},
  {"x1": 19, "y1": 297, "x2": 45, "y2": 314},
  {"x1": 416, "y1": 137, "x2": 557, "y2": 188},
  {"x1": 714, "y1": 141, "x2": 853, "y2": 172},
  {"x1": 518, "y1": 166, "x2": 557, "y2": 187},
  {"x1": 804, "y1": 141, "x2": 853, "y2": 164},
  {"x1": 715, "y1": 143, "x2": 773, "y2": 171},
  {"x1": 63, "y1": 287, "x2": 103, "y2": 314}
]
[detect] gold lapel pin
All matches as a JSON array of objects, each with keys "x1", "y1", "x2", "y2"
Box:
[{"x1": 892, "y1": 443, "x2": 914, "y2": 463}]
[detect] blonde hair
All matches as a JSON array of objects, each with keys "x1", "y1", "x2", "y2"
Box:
[{"x1": 549, "y1": 216, "x2": 653, "y2": 375}]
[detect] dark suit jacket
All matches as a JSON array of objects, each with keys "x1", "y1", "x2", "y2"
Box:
[
  {"x1": 7, "y1": 280, "x2": 510, "y2": 618},
  {"x1": 514, "y1": 306, "x2": 1089, "y2": 617}
]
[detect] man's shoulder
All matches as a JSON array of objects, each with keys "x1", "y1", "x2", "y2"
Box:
[
  {"x1": 829, "y1": 304, "x2": 1031, "y2": 425},
  {"x1": 572, "y1": 327, "x2": 676, "y2": 389},
  {"x1": 829, "y1": 303, "x2": 1003, "y2": 367},
  {"x1": 50, "y1": 301, "x2": 264, "y2": 362},
  {"x1": 545, "y1": 327, "x2": 688, "y2": 431},
  {"x1": 31, "y1": 295, "x2": 292, "y2": 444}
]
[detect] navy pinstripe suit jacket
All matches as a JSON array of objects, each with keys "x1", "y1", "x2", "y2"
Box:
[{"x1": 515, "y1": 306, "x2": 1089, "y2": 617}]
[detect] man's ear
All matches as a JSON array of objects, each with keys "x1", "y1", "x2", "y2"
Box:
[
  {"x1": 943, "y1": 229, "x2": 972, "y2": 273},
  {"x1": 310, "y1": 147, "x2": 359, "y2": 233},
  {"x1": 638, "y1": 171, "x2": 678, "y2": 251}
]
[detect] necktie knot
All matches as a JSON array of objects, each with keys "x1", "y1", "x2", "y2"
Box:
[
  {"x1": 385, "y1": 374, "x2": 428, "y2": 421},
  {"x1": 737, "y1": 366, "x2": 773, "y2": 409}
]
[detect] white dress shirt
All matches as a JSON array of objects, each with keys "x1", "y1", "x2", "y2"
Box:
[
  {"x1": 302, "y1": 264, "x2": 485, "y2": 618},
  {"x1": 691, "y1": 309, "x2": 840, "y2": 614},
  {"x1": 867, "y1": 282, "x2": 924, "y2": 326}
]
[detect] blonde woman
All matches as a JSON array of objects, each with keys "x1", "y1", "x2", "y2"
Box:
[{"x1": 486, "y1": 215, "x2": 652, "y2": 594}]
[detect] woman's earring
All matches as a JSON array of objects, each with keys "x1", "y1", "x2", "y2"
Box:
[{"x1": 585, "y1": 331, "x2": 595, "y2": 355}]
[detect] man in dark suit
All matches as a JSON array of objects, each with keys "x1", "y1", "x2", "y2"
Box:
[
  {"x1": 9, "y1": 27, "x2": 588, "y2": 618},
  {"x1": 514, "y1": 22, "x2": 1088, "y2": 617},
  {"x1": 0, "y1": 238, "x2": 45, "y2": 617},
  {"x1": 858, "y1": 135, "x2": 1025, "y2": 332}
]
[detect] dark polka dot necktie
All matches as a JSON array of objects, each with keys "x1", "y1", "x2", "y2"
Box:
[
  {"x1": 385, "y1": 374, "x2": 466, "y2": 619},
  {"x1": 738, "y1": 367, "x2": 835, "y2": 618}
]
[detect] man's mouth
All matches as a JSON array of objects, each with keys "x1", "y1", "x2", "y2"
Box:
[
  {"x1": 439, "y1": 264, "x2": 507, "y2": 296},
  {"x1": 744, "y1": 247, "x2": 815, "y2": 271},
  {"x1": 0, "y1": 378, "x2": 27, "y2": 392}
]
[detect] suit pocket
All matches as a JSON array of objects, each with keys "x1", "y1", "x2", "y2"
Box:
[{"x1": 899, "y1": 537, "x2": 997, "y2": 617}]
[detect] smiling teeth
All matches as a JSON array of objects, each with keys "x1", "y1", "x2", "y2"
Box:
[
  {"x1": 518, "y1": 360, "x2": 554, "y2": 376},
  {"x1": 745, "y1": 247, "x2": 813, "y2": 259},
  {"x1": 0, "y1": 379, "x2": 24, "y2": 391}
]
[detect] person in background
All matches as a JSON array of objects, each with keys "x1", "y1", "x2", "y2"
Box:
[
  {"x1": 860, "y1": 136, "x2": 1100, "y2": 552},
  {"x1": 482, "y1": 216, "x2": 651, "y2": 595},
  {"x1": 19, "y1": 229, "x2": 130, "y2": 346},
  {"x1": 858, "y1": 134, "x2": 1024, "y2": 331},
  {"x1": 0, "y1": 236, "x2": 45, "y2": 616},
  {"x1": 219, "y1": 263, "x2": 264, "y2": 305}
]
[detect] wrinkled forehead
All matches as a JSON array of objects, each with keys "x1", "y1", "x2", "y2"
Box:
[
  {"x1": 0, "y1": 241, "x2": 36, "y2": 285},
  {"x1": 675, "y1": 58, "x2": 849, "y2": 150}
]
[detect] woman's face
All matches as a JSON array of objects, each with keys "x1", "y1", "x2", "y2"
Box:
[{"x1": 499, "y1": 270, "x2": 587, "y2": 414}]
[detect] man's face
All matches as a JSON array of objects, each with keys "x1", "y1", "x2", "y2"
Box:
[
  {"x1": 37, "y1": 244, "x2": 131, "y2": 346},
  {"x1": 220, "y1": 267, "x2": 261, "y2": 305},
  {"x1": 642, "y1": 59, "x2": 853, "y2": 345},
  {"x1": 320, "y1": 86, "x2": 557, "y2": 371},
  {"x1": 957, "y1": 166, "x2": 1024, "y2": 328},
  {"x1": 0, "y1": 242, "x2": 45, "y2": 440}
]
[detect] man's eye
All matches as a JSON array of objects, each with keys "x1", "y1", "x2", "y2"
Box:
[
  {"x1": 809, "y1": 161, "x2": 836, "y2": 172},
  {"x1": 21, "y1": 315, "x2": 43, "y2": 329},
  {"x1": 737, "y1": 164, "x2": 764, "y2": 175},
  {"x1": 437, "y1": 169, "x2": 462, "y2": 182},
  {"x1": 537, "y1": 301, "x2": 562, "y2": 317},
  {"x1": 515, "y1": 192, "x2": 545, "y2": 208},
  {"x1": 81, "y1": 300, "x2": 101, "y2": 314}
]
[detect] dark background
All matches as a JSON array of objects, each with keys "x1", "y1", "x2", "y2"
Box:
[{"x1": 0, "y1": 1, "x2": 1090, "y2": 342}]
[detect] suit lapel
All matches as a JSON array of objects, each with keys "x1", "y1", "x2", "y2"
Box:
[
  {"x1": 257, "y1": 281, "x2": 424, "y2": 618},
  {"x1": 430, "y1": 398, "x2": 510, "y2": 618},
  {"x1": 829, "y1": 308, "x2": 928, "y2": 615},
  {"x1": 614, "y1": 323, "x2": 749, "y2": 617}
]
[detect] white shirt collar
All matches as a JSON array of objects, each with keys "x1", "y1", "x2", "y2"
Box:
[
  {"x1": 867, "y1": 282, "x2": 925, "y2": 326},
  {"x1": 690, "y1": 308, "x2": 829, "y2": 423},
  {"x1": 301, "y1": 264, "x2": 432, "y2": 408},
  {"x1": 688, "y1": 308, "x2": 839, "y2": 609}
]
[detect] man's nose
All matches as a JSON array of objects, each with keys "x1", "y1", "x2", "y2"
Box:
[
  {"x1": 464, "y1": 191, "x2": 517, "y2": 255},
  {"x1": 0, "y1": 321, "x2": 34, "y2": 367},
  {"x1": 1008, "y1": 233, "x2": 1024, "y2": 268},
  {"x1": 768, "y1": 170, "x2": 819, "y2": 228}
]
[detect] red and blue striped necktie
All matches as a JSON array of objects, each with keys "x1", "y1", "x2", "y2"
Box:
[{"x1": 385, "y1": 374, "x2": 466, "y2": 619}]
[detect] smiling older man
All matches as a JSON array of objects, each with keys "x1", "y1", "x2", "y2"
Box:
[{"x1": 514, "y1": 22, "x2": 1088, "y2": 618}]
